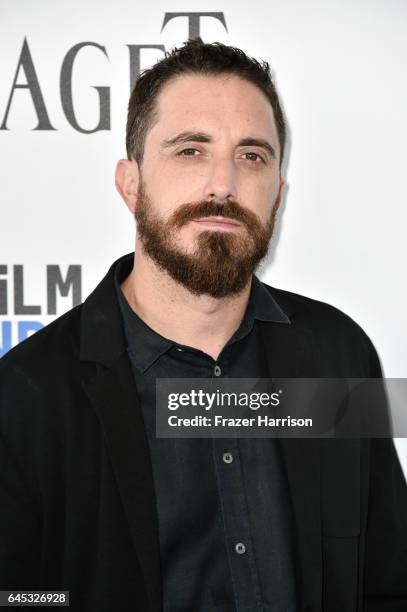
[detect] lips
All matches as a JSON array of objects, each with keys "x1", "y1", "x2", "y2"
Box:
[{"x1": 193, "y1": 216, "x2": 242, "y2": 229}]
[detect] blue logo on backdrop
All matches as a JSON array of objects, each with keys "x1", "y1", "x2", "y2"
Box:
[{"x1": 0, "y1": 264, "x2": 81, "y2": 357}]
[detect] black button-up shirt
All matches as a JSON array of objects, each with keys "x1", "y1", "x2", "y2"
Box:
[{"x1": 114, "y1": 254, "x2": 298, "y2": 612}]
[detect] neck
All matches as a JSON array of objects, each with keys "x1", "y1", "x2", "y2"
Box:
[{"x1": 120, "y1": 241, "x2": 252, "y2": 361}]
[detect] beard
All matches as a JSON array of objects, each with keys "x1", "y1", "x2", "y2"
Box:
[{"x1": 134, "y1": 179, "x2": 277, "y2": 298}]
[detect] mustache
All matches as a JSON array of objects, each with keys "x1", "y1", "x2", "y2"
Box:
[{"x1": 170, "y1": 200, "x2": 262, "y2": 231}]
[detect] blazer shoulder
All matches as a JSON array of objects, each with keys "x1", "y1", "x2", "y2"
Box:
[
  {"x1": 263, "y1": 282, "x2": 382, "y2": 376},
  {"x1": 265, "y1": 282, "x2": 369, "y2": 337},
  {"x1": 0, "y1": 303, "x2": 83, "y2": 380}
]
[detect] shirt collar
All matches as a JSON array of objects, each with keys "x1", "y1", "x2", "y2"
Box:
[
  {"x1": 246, "y1": 273, "x2": 291, "y2": 324},
  {"x1": 114, "y1": 257, "x2": 173, "y2": 372},
  {"x1": 114, "y1": 253, "x2": 290, "y2": 372}
]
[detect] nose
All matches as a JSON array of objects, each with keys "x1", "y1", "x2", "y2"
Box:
[{"x1": 202, "y1": 157, "x2": 238, "y2": 202}]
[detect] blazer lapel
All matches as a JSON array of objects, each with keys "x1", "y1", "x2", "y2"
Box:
[
  {"x1": 278, "y1": 437, "x2": 322, "y2": 612},
  {"x1": 79, "y1": 255, "x2": 162, "y2": 612},
  {"x1": 82, "y1": 353, "x2": 162, "y2": 612},
  {"x1": 259, "y1": 320, "x2": 323, "y2": 612}
]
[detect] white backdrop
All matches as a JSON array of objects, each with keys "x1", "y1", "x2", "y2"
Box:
[{"x1": 1, "y1": 0, "x2": 406, "y2": 473}]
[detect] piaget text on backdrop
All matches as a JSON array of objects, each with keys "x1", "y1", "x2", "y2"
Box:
[{"x1": 0, "y1": 13, "x2": 228, "y2": 133}]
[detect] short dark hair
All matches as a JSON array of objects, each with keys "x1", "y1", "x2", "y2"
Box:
[{"x1": 126, "y1": 38, "x2": 286, "y2": 170}]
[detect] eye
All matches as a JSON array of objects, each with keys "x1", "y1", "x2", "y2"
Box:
[
  {"x1": 243, "y1": 152, "x2": 265, "y2": 163},
  {"x1": 177, "y1": 148, "x2": 200, "y2": 157}
]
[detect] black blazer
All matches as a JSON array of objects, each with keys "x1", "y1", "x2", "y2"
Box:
[{"x1": 1, "y1": 253, "x2": 406, "y2": 612}]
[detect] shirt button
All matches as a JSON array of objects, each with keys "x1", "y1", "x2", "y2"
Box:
[
  {"x1": 214, "y1": 365, "x2": 222, "y2": 376},
  {"x1": 235, "y1": 542, "x2": 246, "y2": 555},
  {"x1": 222, "y1": 452, "x2": 233, "y2": 464}
]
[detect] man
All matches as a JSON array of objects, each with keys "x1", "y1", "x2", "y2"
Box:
[{"x1": 0, "y1": 38, "x2": 406, "y2": 612}]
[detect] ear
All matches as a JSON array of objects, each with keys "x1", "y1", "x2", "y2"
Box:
[
  {"x1": 115, "y1": 159, "x2": 140, "y2": 214},
  {"x1": 273, "y1": 178, "x2": 285, "y2": 213}
]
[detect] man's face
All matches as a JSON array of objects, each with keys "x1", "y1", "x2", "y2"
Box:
[{"x1": 133, "y1": 73, "x2": 284, "y2": 298}]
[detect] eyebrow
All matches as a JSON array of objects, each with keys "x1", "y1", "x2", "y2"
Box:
[{"x1": 160, "y1": 131, "x2": 276, "y2": 159}]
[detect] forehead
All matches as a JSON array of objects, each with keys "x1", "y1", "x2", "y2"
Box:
[{"x1": 149, "y1": 73, "x2": 279, "y2": 150}]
